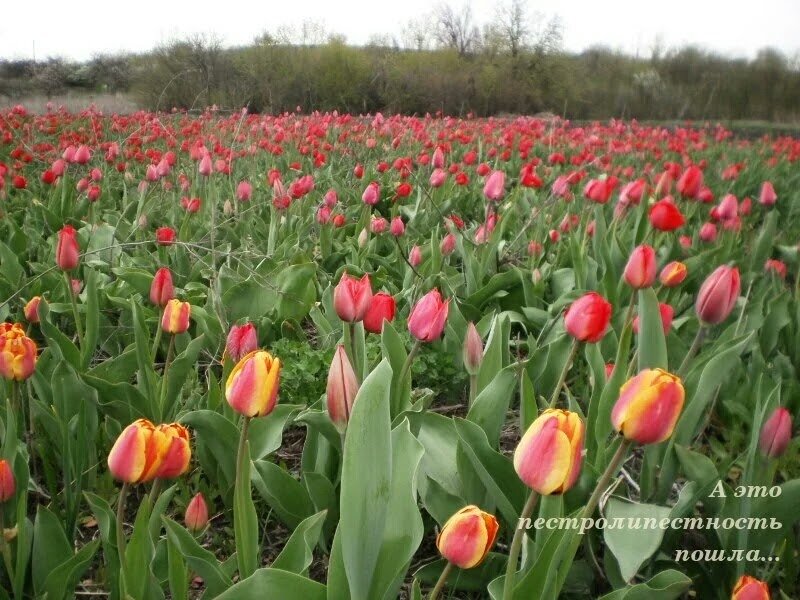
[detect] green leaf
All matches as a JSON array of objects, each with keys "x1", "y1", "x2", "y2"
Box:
[
  {"x1": 248, "y1": 404, "x2": 301, "y2": 461},
  {"x1": 637, "y1": 287, "x2": 667, "y2": 371},
  {"x1": 234, "y1": 434, "x2": 259, "y2": 579},
  {"x1": 163, "y1": 334, "x2": 206, "y2": 419},
  {"x1": 217, "y1": 568, "x2": 326, "y2": 600},
  {"x1": 180, "y1": 410, "x2": 239, "y2": 488},
  {"x1": 466, "y1": 365, "x2": 518, "y2": 447},
  {"x1": 272, "y1": 510, "x2": 328, "y2": 574},
  {"x1": 32, "y1": 506, "x2": 74, "y2": 597},
  {"x1": 603, "y1": 497, "x2": 672, "y2": 582},
  {"x1": 81, "y1": 267, "x2": 100, "y2": 369},
  {"x1": 252, "y1": 459, "x2": 315, "y2": 528},
  {"x1": 162, "y1": 517, "x2": 232, "y2": 597},
  {"x1": 597, "y1": 569, "x2": 692, "y2": 600},
  {"x1": 476, "y1": 313, "x2": 510, "y2": 395},
  {"x1": 166, "y1": 533, "x2": 188, "y2": 600},
  {"x1": 41, "y1": 540, "x2": 100, "y2": 600}
]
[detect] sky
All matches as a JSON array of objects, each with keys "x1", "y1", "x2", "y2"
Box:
[{"x1": 1, "y1": 0, "x2": 798, "y2": 62}]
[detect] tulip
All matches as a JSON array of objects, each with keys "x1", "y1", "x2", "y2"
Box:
[
  {"x1": 149, "y1": 267, "x2": 174, "y2": 307},
  {"x1": 333, "y1": 273, "x2": 373, "y2": 323},
  {"x1": 482, "y1": 170, "x2": 505, "y2": 202},
  {"x1": 436, "y1": 506, "x2": 498, "y2": 569},
  {"x1": 732, "y1": 575, "x2": 770, "y2": 600},
  {"x1": 695, "y1": 265, "x2": 740, "y2": 325},
  {"x1": 440, "y1": 233, "x2": 456, "y2": 256},
  {"x1": 409, "y1": 245, "x2": 422, "y2": 267},
  {"x1": 156, "y1": 226, "x2": 176, "y2": 246},
  {"x1": 226, "y1": 322, "x2": 258, "y2": 363},
  {"x1": 659, "y1": 261, "x2": 687, "y2": 287},
  {"x1": 0, "y1": 459, "x2": 14, "y2": 502},
  {"x1": 612, "y1": 369, "x2": 684, "y2": 444},
  {"x1": 161, "y1": 299, "x2": 191, "y2": 334},
  {"x1": 107, "y1": 419, "x2": 191, "y2": 484},
  {"x1": 699, "y1": 222, "x2": 717, "y2": 243},
  {"x1": 370, "y1": 217, "x2": 388, "y2": 234},
  {"x1": 0, "y1": 327, "x2": 38, "y2": 381},
  {"x1": 764, "y1": 259, "x2": 787, "y2": 279},
  {"x1": 463, "y1": 322, "x2": 483, "y2": 377},
  {"x1": 623, "y1": 244, "x2": 656, "y2": 289},
  {"x1": 649, "y1": 198, "x2": 685, "y2": 231},
  {"x1": 676, "y1": 165, "x2": 702, "y2": 198},
  {"x1": 430, "y1": 168, "x2": 447, "y2": 188},
  {"x1": 56, "y1": 225, "x2": 80, "y2": 271},
  {"x1": 564, "y1": 292, "x2": 612, "y2": 343},
  {"x1": 408, "y1": 289, "x2": 449, "y2": 342},
  {"x1": 514, "y1": 409, "x2": 585, "y2": 495},
  {"x1": 358, "y1": 228, "x2": 369, "y2": 247},
  {"x1": 759, "y1": 181, "x2": 777, "y2": 206},
  {"x1": 225, "y1": 350, "x2": 282, "y2": 418},
  {"x1": 24, "y1": 296, "x2": 41, "y2": 324},
  {"x1": 326, "y1": 345, "x2": 359, "y2": 431},
  {"x1": 432, "y1": 146, "x2": 445, "y2": 168},
  {"x1": 583, "y1": 178, "x2": 615, "y2": 203},
  {"x1": 390, "y1": 216, "x2": 405, "y2": 237},
  {"x1": 758, "y1": 407, "x2": 792, "y2": 459},
  {"x1": 633, "y1": 303, "x2": 674, "y2": 336},
  {"x1": 718, "y1": 194, "x2": 738, "y2": 221},
  {"x1": 362, "y1": 181, "x2": 380, "y2": 205},
  {"x1": 363, "y1": 292, "x2": 396, "y2": 335},
  {"x1": 185, "y1": 492, "x2": 210, "y2": 532},
  {"x1": 236, "y1": 180, "x2": 252, "y2": 202},
  {"x1": 198, "y1": 153, "x2": 212, "y2": 177},
  {"x1": 74, "y1": 145, "x2": 91, "y2": 165}
]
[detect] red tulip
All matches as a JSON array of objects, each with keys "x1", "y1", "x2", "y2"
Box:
[
  {"x1": 326, "y1": 345, "x2": 359, "y2": 431},
  {"x1": 649, "y1": 198, "x2": 685, "y2": 231},
  {"x1": 440, "y1": 233, "x2": 456, "y2": 256},
  {"x1": 56, "y1": 225, "x2": 80, "y2": 270},
  {"x1": 676, "y1": 165, "x2": 702, "y2": 198},
  {"x1": 564, "y1": 292, "x2": 612, "y2": 343},
  {"x1": 24, "y1": 296, "x2": 41, "y2": 324},
  {"x1": 623, "y1": 244, "x2": 656, "y2": 289},
  {"x1": 409, "y1": 245, "x2": 422, "y2": 267},
  {"x1": 699, "y1": 222, "x2": 718, "y2": 243},
  {"x1": 695, "y1": 265, "x2": 740, "y2": 324},
  {"x1": 731, "y1": 575, "x2": 770, "y2": 600},
  {"x1": 633, "y1": 303, "x2": 674, "y2": 335},
  {"x1": 185, "y1": 492, "x2": 209, "y2": 532},
  {"x1": 362, "y1": 181, "x2": 380, "y2": 205},
  {"x1": 758, "y1": 407, "x2": 792, "y2": 459},
  {"x1": 236, "y1": 180, "x2": 252, "y2": 202},
  {"x1": 363, "y1": 292, "x2": 396, "y2": 334},
  {"x1": 759, "y1": 181, "x2": 777, "y2": 206},
  {"x1": 156, "y1": 227, "x2": 176, "y2": 246},
  {"x1": 333, "y1": 273, "x2": 373, "y2": 323},
  {"x1": 150, "y1": 267, "x2": 174, "y2": 307},
  {"x1": 390, "y1": 217, "x2": 405, "y2": 237},
  {"x1": 0, "y1": 459, "x2": 15, "y2": 502},
  {"x1": 764, "y1": 259, "x2": 787, "y2": 279},
  {"x1": 226, "y1": 322, "x2": 258, "y2": 363},
  {"x1": 408, "y1": 289, "x2": 449, "y2": 342}
]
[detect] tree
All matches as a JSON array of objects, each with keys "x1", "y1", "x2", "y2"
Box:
[{"x1": 433, "y1": 3, "x2": 479, "y2": 57}]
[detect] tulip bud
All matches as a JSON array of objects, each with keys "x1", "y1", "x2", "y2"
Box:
[
  {"x1": 648, "y1": 198, "x2": 685, "y2": 231},
  {"x1": 764, "y1": 259, "x2": 787, "y2": 279},
  {"x1": 326, "y1": 345, "x2": 359, "y2": 432},
  {"x1": 436, "y1": 506, "x2": 499, "y2": 569},
  {"x1": 358, "y1": 228, "x2": 369, "y2": 248},
  {"x1": 0, "y1": 459, "x2": 15, "y2": 502},
  {"x1": 370, "y1": 217, "x2": 388, "y2": 234},
  {"x1": 659, "y1": 261, "x2": 687, "y2": 287},
  {"x1": 514, "y1": 409, "x2": 585, "y2": 495},
  {"x1": 732, "y1": 575, "x2": 770, "y2": 600},
  {"x1": 363, "y1": 292, "x2": 396, "y2": 335},
  {"x1": 226, "y1": 322, "x2": 258, "y2": 363},
  {"x1": 623, "y1": 244, "x2": 656, "y2": 289},
  {"x1": 185, "y1": 492, "x2": 209, "y2": 532},
  {"x1": 759, "y1": 181, "x2": 777, "y2": 206},
  {"x1": 409, "y1": 245, "x2": 422, "y2": 267},
  {"x1": 695, "y1": 265, "x2": 740, "y2": 325},
  {"x1": 333, "y1": 273, "x2": 373, "y2": 323},
  {"x1": 361, "y1": 181, "x2": 379, "y2": 205},
  {"x1": 223, "y1": 199, "x2": 234, "y2": 216},
  {"x1": 408, "y1": 289, "x2": 449, "y2": 342},
  {"x1": 226, "y1": 350, "x2": 281, "y2": 418},
  {"x1": 612, "y1": 369, "x2": 684, "y2": 444},
  {"x1": 759, "y1": 407, "x2": 792, "y2": 459},
  {"x1": 236, "y1": 181, "x2": 253, "y2": 202},
  {"x1": 56, "y1": 225, "x2": 80, "y2": 270},
  {"x1": 676, "y1": 165, "x2": 702, "y2": 198},
  {"x1": 138, "y1": 214, "x2": 149, "y2": 230},
  {"x1": 107, "y1": 419, "x2": 191, "y2": 484},
  {"x1": 483, "y1": 170, "x2": 505, "y2": 202},
  {"x1": 198, "y1": 154, "x2": 212, "y2": 177},
  {"x1": 440, "y1": 233, "x2": 456, "y2": 256},
  {"x1": 150, "y1": 267, "x2": 174, "y2": 307},
  {"x1": 390, "y1": 217, "x2": 405, "y2": 237},
  {"x1": 156, "y1": 226, "x2": 176, "y2": 246},
  {"x1": 463, "y1": 322, "x2": 483, "y2": 376},
  {"x1": 160, "y1": 299, "x2": 191, "y2": 334},
  {"x1": 564, "y1": 292, "x2": 612, "y2": 343},
  {"x1": 24, "y1": 296, "x2": 41, "y2": 324},
  {"x1": 699, "y1": 222, "x2": 717, "y2": 243}
]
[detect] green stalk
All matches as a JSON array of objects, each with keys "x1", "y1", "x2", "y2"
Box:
[
  {"x1": 116, "y1": 482, "x2": 130, "y2": 596},
  {"x1": 399, "y1": 339, "x2": 423, "y2": 385},
  {"x1": 428, "y1": 561, "x2": 454, "y2": 600},
  {"x1": 502, "y1": 491, "x2": 540, "y2": 599},
  {"x1": 151, "y1": 308, "x2": 164, "y2": 360},
  {"x1": 63, "y1": 271, "x2": 84, "y2": 349},
  {"x1": 677, "y1": 326, "x2": 706, "y2": 378},
  {"x1": 158, "y1": 335, "x2": 176, "y2": 420},
  {"x1": 547, "y1": 338, "x2": 579, "y2": 409}
]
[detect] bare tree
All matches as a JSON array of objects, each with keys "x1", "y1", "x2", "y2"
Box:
[
  {"x1": 403, "y1": 18, "x2": 432, "y2": 51},
  {"x1": 497, "y1": 0, "x2": 530, "y2": 58},
  {"x1": 433, "y1": 3, "x2": 479, "y2": 56}
]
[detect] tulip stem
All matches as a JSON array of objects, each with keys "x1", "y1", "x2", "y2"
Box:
[
  {"x1": 116, "y1": 482, "x2": 130, "y2": 594},
  {"x1": 63, "y1": 271, "x2": 84, "y2": 350},
  {"x1": 503, "y1": 491, "x2": 540, "y2": 599},
  {"x1": 399, "y1": 340, "x2": 423, "y2": 388},
  {"x1": 394, "y1": 236, "x2": 422, "y2": 278},
  {"x1": 0, "y1": 509, "x2": 14, "y2": 584},
  {"x1": 151, "y1": 308, "x2": 164, "y2": 360},
  {"x1": 677, "y1": 326, "x2": 706, "y2": 378},
  {"x1": 159, "y1": 335, "x2": 176, "y2": 420},
  {"x1": 428, "y1": 561, "x2": 454, "y2": 600},
  {"x1": 468, "y1": 374, "x2": 478, "y2": 406},
  {"x1": 547, "y1": 339, "x2": 579, "y2": 409}
]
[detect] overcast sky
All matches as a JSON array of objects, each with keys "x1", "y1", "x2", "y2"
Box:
[{"x1": 1, "y1": 0, "x2": 798, "y2": 62}]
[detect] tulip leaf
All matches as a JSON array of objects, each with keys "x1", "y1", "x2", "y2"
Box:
[
  {"x1": 248, "y1": 404, "x2": 301, "y2": 461},
  {"x1": 81, "y1": 267, "x2": 100, "y2": 370},
  {"x1": 749, "y1": 210, "x2": 778, "y2": 273},
  {"x1": 181, "y1": 410, "x2": 239, "y2": 488},
  {"x1": 166, "y1": 533, "x2": 188, "y2": 600},
  {"x1": 603, "y1": 497, "x2": 672, "y2": 582},
  {"x1": 32, "y1": 506, "x2": 74, "y2": 597},
  {"x1": 162, "y1": 517, "x2": 232, "y2": 597},
  {"x1": 41, "y1": 539, "x2": 100, "y2": 600},
  {"x1": 467, "y1": 364, "x2": 518, "y2": 447},
  {"x1": 234, "y1": 435, "x2": 259, "y2": 580},
  {"x1": 636, "y1": 287, "x2": 667, "y2": 371},
  {"x1": 597, "y1": 569, "x2": 691, "y2": 600},
  {"x1": 217, "y1": 568, "x2": 326, "y2": 600},
  {"x1": 38, "y1": 299, "x2": 81, "y2": 370},
  {"x1": 252, "y1": 459, "x2": 315, "y2": 528},
  {"x1": 381, "y1": 320, "x2": 410, "y2": 417},
  {"x1": 163, "y1": 334, "x2": 206, "y2": 420},
  {"x1": 272, "y1": 510, "x2": 327, "y2": 574},
  {"x1": 476, "y1": 313, "x2": 510, "y2": 395}
]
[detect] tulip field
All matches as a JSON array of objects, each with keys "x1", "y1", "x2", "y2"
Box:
[{"x1": 1, "y1": 106, "x2": 800, "y2": 600}]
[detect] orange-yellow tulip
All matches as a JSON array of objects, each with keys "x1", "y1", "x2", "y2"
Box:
[
  {"x1": 161, "y1": 299, "x2": 191, "y2": 334},
  {"x1": 612, "y1": 369, "x2": 684, "y2": 445},
  {"x1": 0, "y1": 323, "x2": 37, "y2": 381},
  {"x1": 436, "y1": 506, "x2": 499, "y2": 569},
  {"x1": 107, "y1": 419, "x2": 191, "y2": 484},
  {"x1": 225, "y1": 350, "x2": 281, "y2": 418},
  {"x1": 514, "y1": 409, "x2": 585, "y2": 495}
]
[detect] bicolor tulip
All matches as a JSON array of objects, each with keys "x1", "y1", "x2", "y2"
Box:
[
  {"x1": 0, "y1": 459, "x2": 14, "y2": 502},
  {"x1": 758, "y1": 407, "x2": 792, "y2": 459},
  {"x1": 623, "y1": 244, "x2": 656, "y2": 289},
  {"x1": 107, "y1": 419, "x2": 191, "y2": 484},
  {"x1": 185, "y1": 492, "x2": 210, "y2": 532},
  {"x1": 564, "y1": 292, "x2": 612, "y2": 343},
  {"x1": 0, "y1": 324, "x2": 37, "y2": 381},
  {"x1": 408, "y1": 289, "x2": 449, "y2": 342},
  {"x1": 612, "y1": 369, "x2": 684, "y2": 444},
  {"x1": 161, "y1": 299, "x2": 191, "y2": 334},
  {"x1": 695, "y1": 265, "x2": 740, "y2": 325},
  {"x1": 514, "y1": 409, "x2": 585, "y2": 495},
  {"x1": 732, "y1": 575, "x2": 770, "y2": 600},
  {"x1": 326, "y1": 345, "x2": 359, "y2": 431},
  {"x1": 463, "y1": 322, "x2": 483, "y2": 376},
  {"x1": 149, "y1": 267, "x2": 174, "y2": 307},
  {"x1": 225, "y1": 350, "x2": 282, "y2": 418},
  {"x1": 363, "y1": 292, "x2": 396, "y2": 335},
  {"x1": 659, "y1": 261, "x2": 687, "y2": 287},
  {"x1": 24, "y1": 296, "x2": 41, "y2": 324},
  {"x1": 333, "y1": 273, "x2": 373, "y2": 323},
  {"x1": 226, "y1": 322, "x2": 258, "y2": 363},
  {"x1": 436, "y1": 506, "x2": 499, "y2": 569},
  {"x1": 56, "y1": 225, "x2": 80, "y2": 270}
]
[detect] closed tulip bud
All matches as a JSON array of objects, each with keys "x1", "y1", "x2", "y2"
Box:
[
  {"x1": 236, "y1": 180, "x2": 252, "y2": 202},
  {"x1": 436, "y1": 506, "x2": 499, "y2": 569},
  {"x1": 695, "y1": 265, "x2": 740, "y2": 325},
  {"x1": 370, "y1": 217, "x2": 388, "y2": 234},
  {"x1": 483, "y1": 170, "x2": 505, "y2": 202},
  {"x1": 514, "y1": 409, "x2": 585, "y2": 494},
  {"x1": 358, "y1": 228, "x2": 369, "y2": 247},
  {"x1": 759, "y1": 181, "x2": 777, "y2": 206},
  {"x1": 107, "y1": 419, "x2": 191, "y2": 484},
  {"x1": 732, "y1": 575, "x2": 770, "y2": 600},
  {"x1": 430, "y1": 168, "x2": 447, "y2": 188},
  {"x1": 409, "y1": 245, "x2": 422, "y2": 267},
  {"x1": 361, "y1": 181, "x2": 379, "y2": 205},
  {"x1": 718, "y1": 194, "x2": 738, "y2": 221},
  {"x1": 648, "y1": 198, "x2": 685, "y2": 231},
  {"x1": 74, "y1": 145, "x2": 92, "y2": 165},
  {"x1": 138, "y1": 214, "x2": 149, "y2": 230},
  {"x1": 0, "y1": 325, "x2": 37, "y2": 381},
  {"x1": 0, "y1": 459, "x2": 15, "y2": 502},
  {"x1": 71, "y1": 279, "x2": 83, "y2": 296},
  {"x1": 24, "y1": 296, "x2": 41, "y2": 324},
  {"x1": 326, "y1": 345, "x2": 359, "y2": 431},
  {"x1": 226, "y1": 350, "x2": 281, "y2": 418},
  {"x1": 363, "y1": 292, "x2": 396, "y2": 334},
  {"x1": 633, "y1": 303, "x2": 674, "y2": 335},
  {"x1": 764, "y1": 259, "x2": 787, "y2": 279},
  {"x1": 623, "y1": 244, "x2": 656, "y2": 288},
  {"x1": 676, "y1": 165, "x2": 702, "y2": 198},
  {"x1": 759, "y1": 407, "x2": 792, "y2": 459},
  {"x1": 161, "y1": 299, "x2": 191, "y2": 334},
  {"x1": 390, "y1": 216, "x2": 405, "y2": 237},
  {"x1": 149, "y1": 267, "x2": 174, "y2": 307},
  {"x1": 185, "y1": 492, "x2": 209, "y2": 532},
  {"x1": 408, "y1": 289, "x2": 449, "y2": 342},
  {"x1": 612, "y1": 369, "x2": 684, "y2": 444},
  {"x1": 226, "y1": 322, "x2": 258, "y2": 363},
  {"x1": 156, "y1": 226, "x2": 176, "y2": 246},
  {"x1": 198, "y1": 154, "x2": 212, "y2": 177},
  {"x1": 699, "y1": 222, "x2": 717, "y2": 243},
  {"x1": 440, "y1": 233, "x2": 456, "y2": 256},
  {"x1": 564, "y1": 292, "x2": 612, "y2": 343},
  {"x1": 432, "y1": 146, "x2": 445, "y2": 169},
  {"x1": 334, "y1": 273, "x2": 373, "y2": 323},
  {"x1": 659, "y1": 261, "x2": 687, "y2": 287},
  {"x1": 56, "y1": 225, "x2": 80, "y2": 270},
  {"x1": 463, "y1": 322, "x2": 483, "y2": 376},
  {"x1": 223, "y1": 199, "x2": 234, "y2": 216}
]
